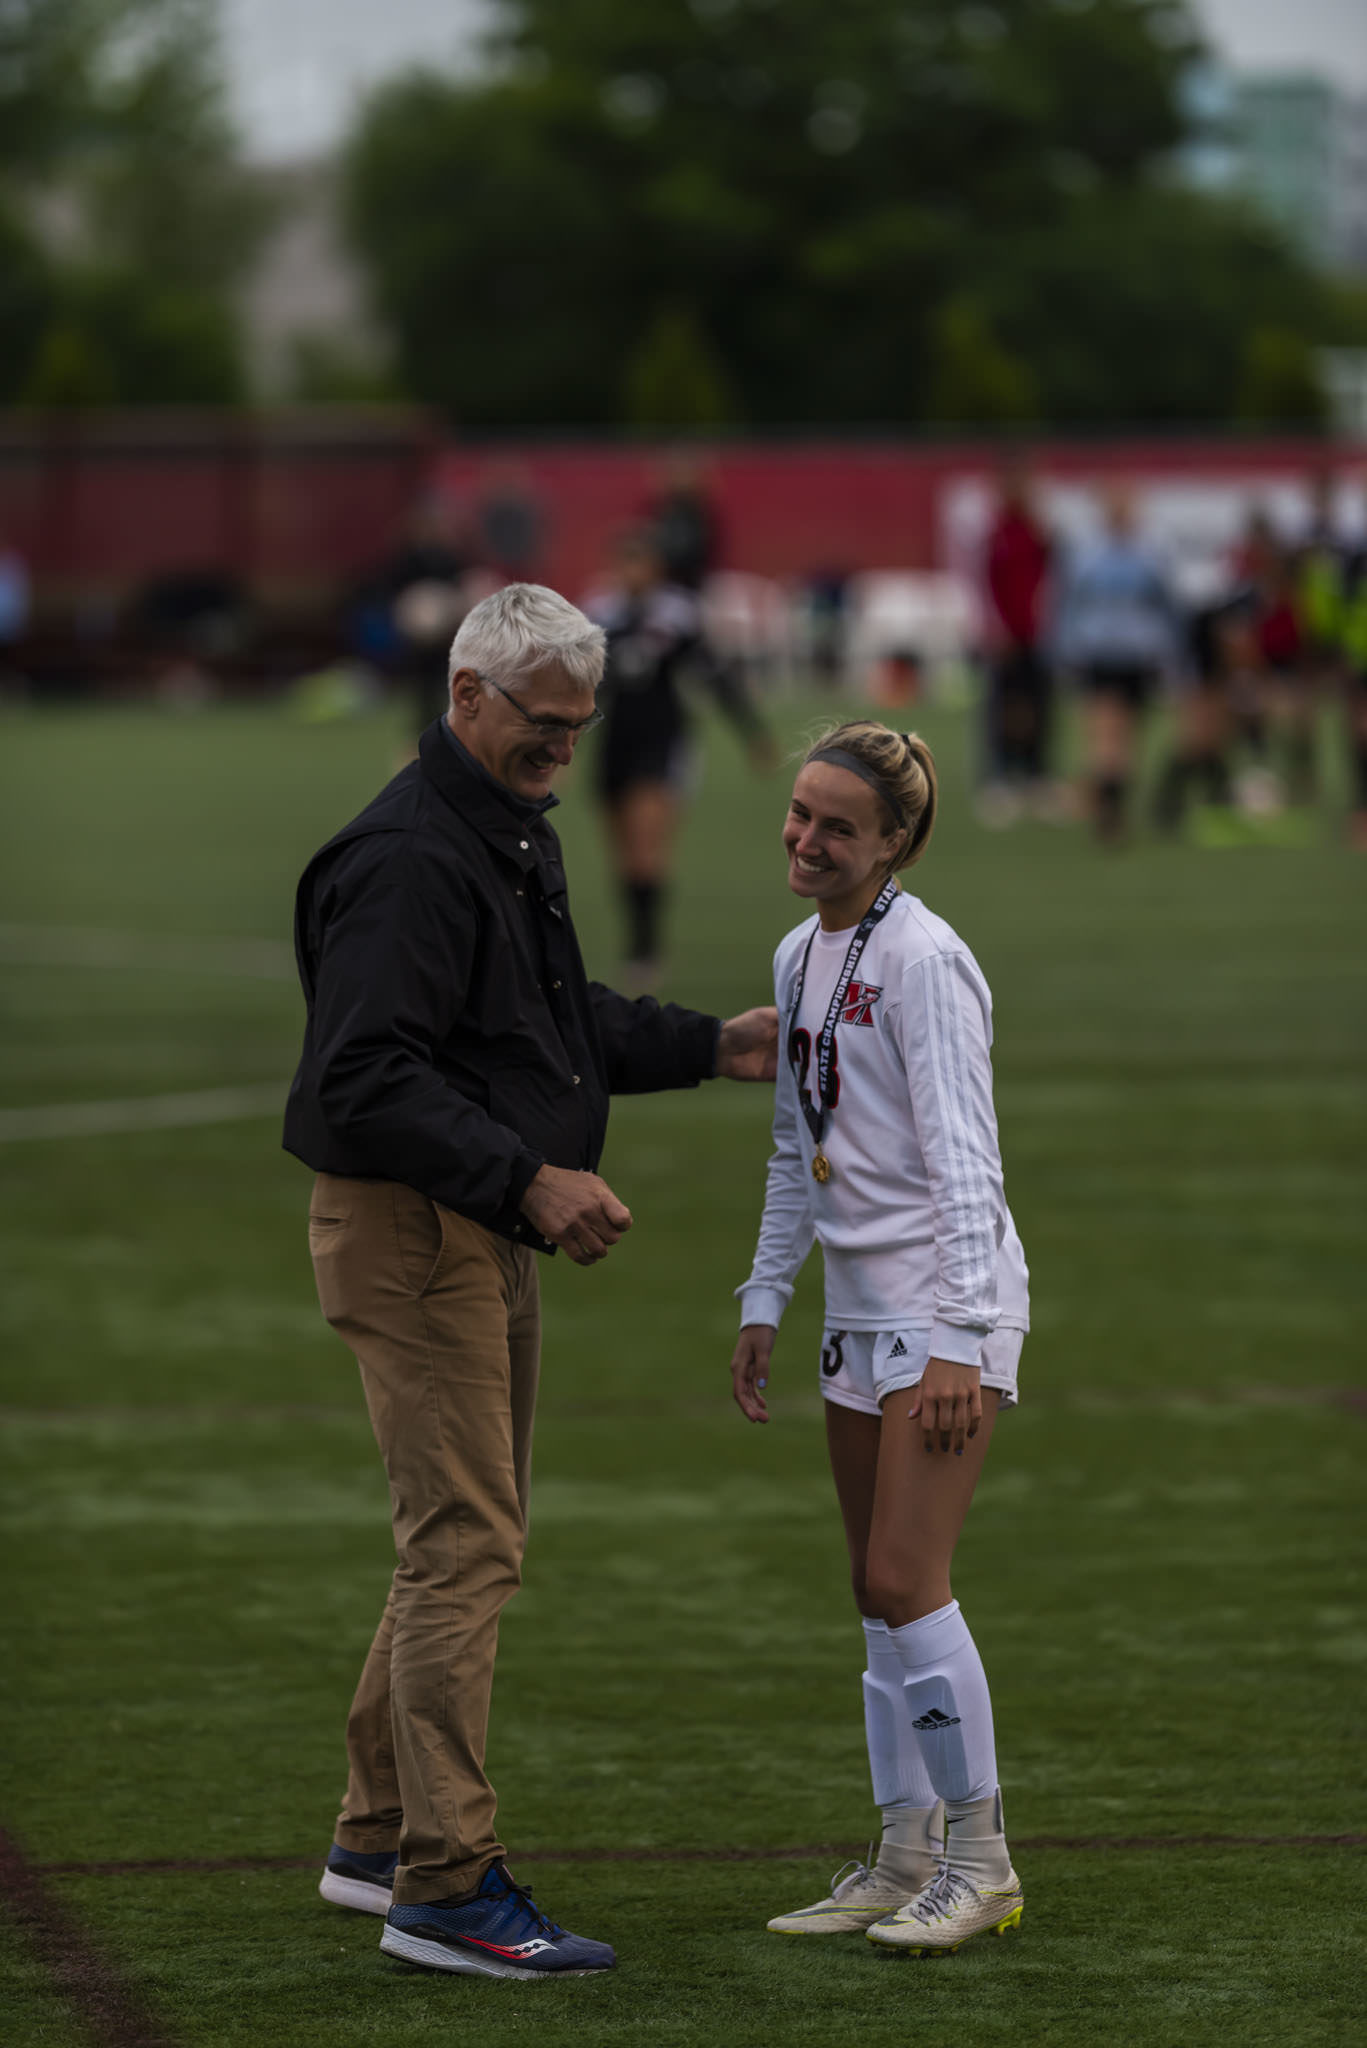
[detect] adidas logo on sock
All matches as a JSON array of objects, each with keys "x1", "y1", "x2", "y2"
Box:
[
  {"x1": 912, "y1": 1707, "x2": 962, "y2": 1730},
  {"x1": 888, "y1": 1336, "x2": 909, "y2": 1358}
]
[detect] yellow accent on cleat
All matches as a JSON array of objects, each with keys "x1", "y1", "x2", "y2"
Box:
[{"x1": 866, "y1": 1866, "x2": 1024, "y2": 1955}]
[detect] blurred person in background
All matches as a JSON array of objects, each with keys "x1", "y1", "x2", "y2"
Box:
[
  {"x1": 475, "y1": 462, "x2": 547, "y2": 584},
  {"x1": 286, "y1": 582, "x2": 777, "y2": 1981},
  {"x1": 1296, "y1": 466, "x2": 1367, "y2": 846},
  {"x1": 1154, "y1": 509, "x2": 1283, "y2": 832},
  {"x1": 1053, "y1": 484, "x2": 1181, "y2": 844},
  {"x1": 1335, "y1": 546, "x2": 1367, "y2": 850},
  {"x1": 126, "y1": 565, "x2": 248, "y2": 705},
  {"x1": 1296, "y1": 467, "x2": 1349, "y2": 687},
  {"x1": 1152, "y1": 565, "x2": 1244, "y2": 836},
  {"x1": 1254, "y1": 527, "x2": 1314, "y2": 808},
  {"x1": 731, "y1": 720, "x2": 1029, "y2": 1957},
  {"x1": 585, "y1": 527, "x2": 775, "y2": 990},
  {"x1": 0, "y1": 532, "x2": 31, "y2": 685},
  {"x1": 977, "y1": 458, "x2": 1057, "y2": 827},
  {"x1": 643, "y1": 450, "x2": 723, "y2": 590},
  {"x1": 1291, "y1": 467, "x2": 1361, "y2": 816},
  {"x1": 805, "y1": 568, "x2": 850, "y2": 687},
  {"x1": 375, "y1": 491, "x2": 475, "y2": 741}
]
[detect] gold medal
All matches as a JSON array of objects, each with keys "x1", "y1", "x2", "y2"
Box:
[{"x1": 811, "y1": 1148, "x2": 832, "y2": 1185}]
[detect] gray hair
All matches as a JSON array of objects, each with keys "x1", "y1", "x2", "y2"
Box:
[{"x1": 449, "y1": 582, "x2": 606, "y2": 693}]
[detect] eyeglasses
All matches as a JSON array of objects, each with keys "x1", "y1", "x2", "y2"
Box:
[{"x1": 479, "y1": 672, "x2": 604, "y2": 739}]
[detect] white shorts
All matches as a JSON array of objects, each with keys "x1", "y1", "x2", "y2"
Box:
[{"x1": 818, "y1": 1326, "x2": 1022, "y2": 1416}]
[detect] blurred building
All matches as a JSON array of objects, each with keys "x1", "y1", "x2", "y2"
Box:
[
  {"x1": 219, "y1": 0, "x2": 488, "y2": 163},
  {"x1": 242, "y1": 160, "x2": 382, "y2": 399},
  {"x1": 1236, "y1": 73, "x2": 1367, "y2": 274},
  {"x1": 1181, "y1": 63, "x2": 1367, "y2": 275}
]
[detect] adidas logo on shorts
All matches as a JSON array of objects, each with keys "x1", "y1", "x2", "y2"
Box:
[{"x1": 888, "y1": 1337, "x2": 909, "y2": 1358}]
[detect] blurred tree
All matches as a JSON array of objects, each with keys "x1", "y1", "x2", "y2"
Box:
[
  {"x1": 0, "y1": 1, "x2": 108, "y2": 178},
  {"x1": 0, "y1": 203, "x2": 53, "y2": 395},
  {"x1": 980, "y1": 186, "x2": 1335, "y2": 425},
  {"x1": 286, "y1": 334, "x2": 404, "y2": 405},
  {"x1": 924, "y1": 297, "x2": 1037, "y2": 425},
  {"x1": 20, "y1": 319, "x2": 118, "y2": 409},
  {"x1": 0, "y1": 0, "x2": 267, "y2": 404},
  {"x1": 1234, "y1": 328, "x2": 1329, "y2": 428},
  {"x1": 624, "y1": 304, "x2": 738, "y2": 427},
  {"x1": 341, "y1": 0, "x2": 1340, "y2": 429}
]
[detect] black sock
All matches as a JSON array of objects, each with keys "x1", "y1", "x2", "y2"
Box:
[
  {"x1": 1198, "y1": 751, "x2": 1232, "y2": 806},
  {"x1": 1241, "y1": 713, "x2": 1267, "y2": 759},
  {"x1": 1152, "y1": 755, "x2": 1189, "y2": 830},
  {"x1": 1285, "y1": 729, "x2": 1315, "y2": 803},
  {"x1": 1354, "y1": 739, "x2": 1367, "y2": 813},
  {"x1": 623, "y1": 880, "x2": 662, "y2": 962},
  {"x1": 1095, "y1": 775, "x2": 1127, "y2": 840}
]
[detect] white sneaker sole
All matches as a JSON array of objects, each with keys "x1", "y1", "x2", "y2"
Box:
[
  {"x1": 378, "y1": 1924, "x2": 607, "y2": 1980},
  {"x1": 867, "y1": 1900, "x2": 1023, "y2": 1955},
  {"x1": 318, "y1": 1869, "x2": 393, "y2": 1917}
]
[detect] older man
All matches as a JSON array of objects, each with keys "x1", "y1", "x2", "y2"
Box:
[{"x1": 284, "y1": 583, "x2": 776, "y2": 1981}]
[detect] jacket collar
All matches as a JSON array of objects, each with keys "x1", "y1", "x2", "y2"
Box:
[{"x1": 419, "y1": 719, "x2": 559, "y2": 874}]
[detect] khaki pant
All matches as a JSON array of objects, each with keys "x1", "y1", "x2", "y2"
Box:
[{"x1": 308, "y1": 1173, "x2": 540, "y2": 1904}]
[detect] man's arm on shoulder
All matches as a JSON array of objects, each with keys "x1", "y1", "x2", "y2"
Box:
[
  {"x1": 587, "y1": 984, "x2": 718, "y2": 1094},
  {"x1": 587, "y1": 985, "x2": 777, "y2": 1092}
]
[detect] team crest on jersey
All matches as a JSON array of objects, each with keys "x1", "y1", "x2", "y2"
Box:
[{"x1": 841, "y1": 980, "x2": 882, "y2": 1026}]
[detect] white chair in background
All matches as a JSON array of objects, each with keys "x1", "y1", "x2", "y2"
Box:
[
  {"x1": 700, "y1": 571, "x2": 798, "y2": 690},
  {"x1": 843, "y1": 571, "x2": 978, "y2": 698}
]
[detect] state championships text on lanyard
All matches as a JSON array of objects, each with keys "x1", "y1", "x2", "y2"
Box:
[{"x1": 787, "y1": 876, "x2": 899, "y2": 1184}]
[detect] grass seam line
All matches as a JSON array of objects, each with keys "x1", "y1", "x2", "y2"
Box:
[
  {"x1": 34, "y1": 1832, "x2": 1367, "y2": 1879},
  {"x1": 0, "y1": 1826, "x2": 179, "y2": 2048}
]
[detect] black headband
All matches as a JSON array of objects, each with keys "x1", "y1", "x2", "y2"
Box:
[{"x1": 807, "y1": 746, "x2": 908, "y2": 830}]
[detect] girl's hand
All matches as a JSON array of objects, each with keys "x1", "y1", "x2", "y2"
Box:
[
  {"x1": 907, "y1": 1358, "x2": 982, "y2": 1457},
  {"x1": 731, "y1": 1325, "x2": 777, "y2": 1423}
]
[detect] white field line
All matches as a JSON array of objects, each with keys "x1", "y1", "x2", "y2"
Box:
[
  {"x1": 0, "y1": 924, "x2": 296, "y2": 980},
  {"x1": 0, "y1": 1083, "x2": 286, "y2": 1144}
]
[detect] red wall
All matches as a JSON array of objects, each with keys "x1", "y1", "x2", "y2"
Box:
[
  {"x1": 437, "y1": 439, "x2": 1366, "y2": 601},
  {"x1": 1, "y1": 415, "x2": 1360, "y2": 609},
  {"x1": 0, "y1": 412, "x2": 436, "y2": 607}
]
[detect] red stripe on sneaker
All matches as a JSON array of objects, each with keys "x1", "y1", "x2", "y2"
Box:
[{"x1": 458, "y1": 1935, "x2": 550, "y2": 1959}]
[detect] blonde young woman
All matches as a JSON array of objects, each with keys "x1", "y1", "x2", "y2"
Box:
[{"x1": 731, "y1": 721, "x2": 1029, "y2": 1957}]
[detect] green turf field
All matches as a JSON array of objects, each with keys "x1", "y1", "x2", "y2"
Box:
[{"x1": 0, "y1": 696, "x2": 1363, "y2": 2048}]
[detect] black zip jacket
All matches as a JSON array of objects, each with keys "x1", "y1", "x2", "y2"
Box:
[{"x1": 283, "y1": 721, "x2": 720, "y2": 1249}]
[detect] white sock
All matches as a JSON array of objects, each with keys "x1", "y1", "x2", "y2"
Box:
[
  {"x1": 887, "y1": 1600, "x2": 998, "y2": 1804},
  {"x1": 862, "y1": 1618, "x2": 942, "y2": 1882},
  {"x1": 888, "y1": 1601, "x2": 1010, "y2": 1888},
  {"x1": 942, "y1": 1787, "x2": 1013, "y2": 1890}
]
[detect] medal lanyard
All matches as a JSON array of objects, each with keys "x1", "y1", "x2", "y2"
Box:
[{"x1": 787, "y1": 877, "x2": 898, "y2": 1155}]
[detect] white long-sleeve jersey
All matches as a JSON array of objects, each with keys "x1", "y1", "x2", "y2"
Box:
[{"x1": 736, "y1": 891, "x2": 1028, "y2": 1365}]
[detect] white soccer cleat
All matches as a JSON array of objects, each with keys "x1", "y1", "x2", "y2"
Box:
[
  {"x1": 766, "y1": 1859, "x2": 928, "y2": 1935},
  {"x1": 865, "y1": 1865, "x2": 1023, "y2": 1955}
]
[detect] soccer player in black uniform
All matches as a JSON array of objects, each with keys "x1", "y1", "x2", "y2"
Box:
[{"x1": 585, "y1": 529, "x2": 774, "y2": 986}]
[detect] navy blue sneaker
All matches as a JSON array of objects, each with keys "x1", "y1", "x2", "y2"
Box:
[
  {"x1": 319, "y1": 1843, "x2": 398, "y2": 1917},
  {"x1": 379, "y1": 1862, "x2": 616, "y2": 1979}
]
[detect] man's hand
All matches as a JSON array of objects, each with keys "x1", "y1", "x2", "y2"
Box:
[
  {"x1": 519, "y1": 1165, "x2": 632, "y2": 1266},
  {"x1": 717, "y1": 1007, "x2": 779, "y2": 1081},
  {"x1": 907, "y1": 1358, "x2": 983, "y2": 1457},
  {"x1": 731, "y1": 1324, "x2": 776, "y2": 1422}
]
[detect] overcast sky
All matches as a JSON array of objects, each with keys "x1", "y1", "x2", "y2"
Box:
[
  {"x1": 219, "y1": 0, "x2": 1367, "y2": 162},
  {"x1": 1193, "y1": 0, "x2": 1367, "y2": 93}
]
